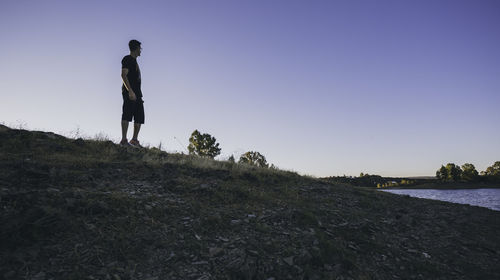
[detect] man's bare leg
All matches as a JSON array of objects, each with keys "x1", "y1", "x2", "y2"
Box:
[
  {"x1": 132, "y1": 123, "x2": 141, "y2": 141},
  {"x1": 121, "y1": 120, "x2": 129, "y2": 142}
]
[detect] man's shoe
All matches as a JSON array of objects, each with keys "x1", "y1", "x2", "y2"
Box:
[
  {"x1": 129, "y1": 139, "x2": 142, "y2": 148},
  {"x1": 120, "y1": 139, "x2": 131, "y2": 146}
]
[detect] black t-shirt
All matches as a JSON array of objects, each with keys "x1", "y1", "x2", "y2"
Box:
[{"x1": 121, "y1": 55, "x2": 142, "y2": 97}]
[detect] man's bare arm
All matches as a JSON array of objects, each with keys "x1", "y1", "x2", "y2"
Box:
[{"x1": 121, "y1": 68, "x2": 136, "y2": 101}]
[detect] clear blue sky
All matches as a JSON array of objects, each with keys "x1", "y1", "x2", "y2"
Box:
[{"x1": 1, "y1": 0, "x2": 499, "y2": 177}]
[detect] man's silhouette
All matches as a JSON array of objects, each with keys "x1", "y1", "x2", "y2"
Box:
[{"x1": 120, "y1": 39, "x2": 144, "y2": 147}]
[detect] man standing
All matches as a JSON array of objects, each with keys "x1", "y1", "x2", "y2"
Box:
[{"x1": 120, "y1": 39, "x2": 144, "y2": 147}]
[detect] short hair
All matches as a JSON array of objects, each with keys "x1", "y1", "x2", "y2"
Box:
[{"x1": 129, "y1": 39, "x2": 141, "y2": 52}]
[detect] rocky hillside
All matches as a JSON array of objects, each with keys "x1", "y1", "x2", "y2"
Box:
[{"x1": 1, "y1": 124, "x2": 499, "y2": 280}]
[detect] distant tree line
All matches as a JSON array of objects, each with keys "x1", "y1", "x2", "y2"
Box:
[
  {"x1": 323, "y1": 173, "x2": 419, "y2": 188},
  {"x1": 185, "y1": 129, "x2": 499, "y2": 182},
  {"x1": 376, "y1": 179, "x2": 415, "y2": 189},
  {"x1": 187, "y1": 130, "x2": 272, "y2": 168},
  {"x1": 436, "y1": 162, "x2": 500, "y2": 183}
]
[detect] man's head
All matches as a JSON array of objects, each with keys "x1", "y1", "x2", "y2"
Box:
[{"x1": 129, "y1": 39, "x2": 142, "y2": 57}]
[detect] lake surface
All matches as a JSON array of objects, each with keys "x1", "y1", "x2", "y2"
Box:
[{"x1": 381, "y1": 188, "x2": 500, "y2": 211}]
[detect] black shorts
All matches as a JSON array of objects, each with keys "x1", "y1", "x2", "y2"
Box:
[{"x1": 121, "y1": 93, "x2": 145, "y2": 124}]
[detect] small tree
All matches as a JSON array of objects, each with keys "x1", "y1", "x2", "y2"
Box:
[
  {"x1": 445, "y1": 163, "x2": 462, "y2": 182},
  {"x1": 228, "y1": 155, "x2": 235, "y2": 163},
  {"x1": 437, "y1": 164, "x2": 463, "y2": 182},
  {"x1": 484, "y1": 161, "x2": 500, "y2": 176},
  {"x1": 187, "y1": 130, "x2": 221, "y2": 159},
  {"x1": 239, "y1": 151, "x2": 269, "y2": 168},
  {"x1": 436, "y1": 165, "x2": 448, "y2": 181},
  {"x1": 461, "y1": 163, "x2": 479, "y2": 182}
]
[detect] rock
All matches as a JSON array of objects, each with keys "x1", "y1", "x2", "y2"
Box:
[
  {"x1": 218, "y1": 236, "x2": 229, "y2": 242},
  {"x1": 231, "y1": 219, "x2": 242, "y2": 225},
  {"x1": 348, "y1": 242, "x2": 360, "y2": 251},
  {"x1": 166, "y1": 252, "x2": 175, "y2": 261},
  {"x1": 247, "y1": 249, "x2": 259, "y2": 256},
  {"x1": 209, "y1": 247, "x2": 224, "y2": 257},
  {"x1": 283, "y1": 256, "x2": 294, "y2": 266},
  {"x1": 31, "y1": 272, "x2": 46, "y2": 280}
]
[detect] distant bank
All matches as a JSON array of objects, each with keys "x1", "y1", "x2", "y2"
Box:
[
  {"x1": 322, "y1": 175, "x2": 500, "y2": 190},
  {"x1": 383, "y1": 182, "x2": 500, "y2": 190}
]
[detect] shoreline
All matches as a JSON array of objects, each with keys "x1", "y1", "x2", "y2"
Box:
[
  {"x1": 381, "y1": 183, "x2": 500, "y2": 190},
  {"x1": 378, "y1": 187, "x2": 500, "y2": 212}
]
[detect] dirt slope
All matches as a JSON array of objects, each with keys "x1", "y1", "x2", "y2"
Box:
[{"x1": 1, "y1": 125, "x2": 499, "y2": 279}]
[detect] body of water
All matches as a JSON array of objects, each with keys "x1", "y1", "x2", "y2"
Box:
[{"x1": 381, "y1": 188, "x2": 500, "y2": 211}]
